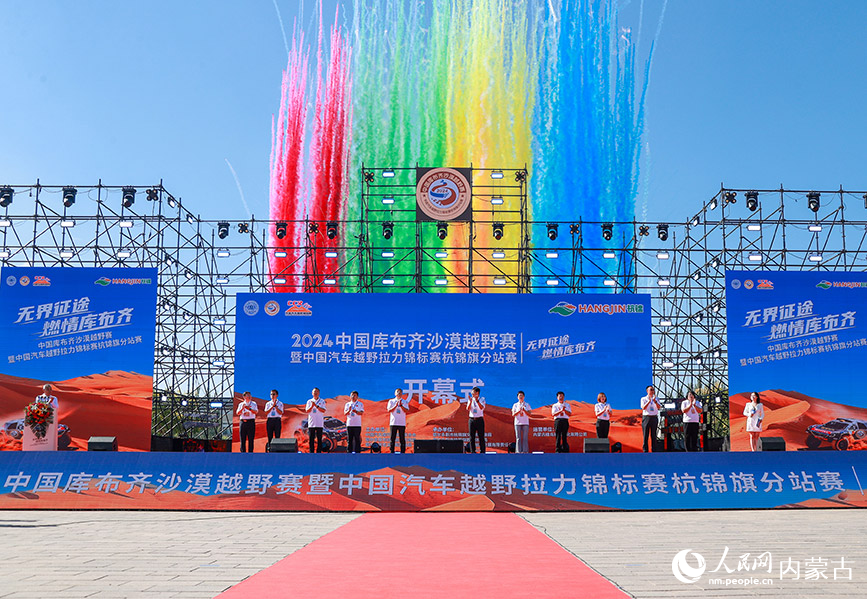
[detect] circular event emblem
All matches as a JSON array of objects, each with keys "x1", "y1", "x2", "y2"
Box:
[
  {"x1": 416, "y1": 168, "x2": 471, "y2": 221},
  {"x1": 730, "y1": 279, "x2": 741, "y2": 289},
  {"x1": 19, "y1": 275, "x2": 30, "y2": 286},
  {"x1": 5, "y1": 275, "x2": 16, "y2": 287},
  {"x1": 744, "y1": 279, "x2": 754, "y2": 289},
  {"x1": 243, "y1": 300, "x2": 259, "y2": 317},
  {"x1": 264, "y1": 300, "x2": 280, "y2": 316}
]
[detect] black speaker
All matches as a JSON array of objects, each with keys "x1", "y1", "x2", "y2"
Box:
[
  {"x1": 414, "y1": 439, "x2": 439, "y2": 453},
  {"x1": 87, "y1": 436, "x2": 118, "y2": 451},
  {"x1": 760, "y1": 437, "x2": 786, "y2": 451},
  {"x1": 584, "y1": 438, "x2": 610, "y2": 453},
  {"x1": 269, "y1": 438, "x2": 298, "y2": 453},
  {"x1": 150, "y1": 435, "x2": 174, "y2": 452},
  {"x1": 705, "y1": 437, "x2": 730, "y2": 452},
  {"x1": 438, "y1": 439, "x2": 464, "y2": 453}
]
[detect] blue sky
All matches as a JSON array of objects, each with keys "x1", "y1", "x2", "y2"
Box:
[{"x1": 1, "y1": 1, "x2": 865, "y2": 225}]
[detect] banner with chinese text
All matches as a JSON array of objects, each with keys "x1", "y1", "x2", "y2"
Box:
[
  {"x1": 726, "y1": 270, "x2": 867, "y2": 451},
  {"x1": 0, "y1": 451, "x2": 864, "y2": 510},
  {"x1": 234, "y1": 293, "x2": 652, "y2": 452},
  {"x1": 0, "y1": 267, "x2": 157, "y2": 451}
]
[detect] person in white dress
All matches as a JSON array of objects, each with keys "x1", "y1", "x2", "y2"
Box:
[{"x1": 743, "y1": 391, "x2": 765, "y2": 452}]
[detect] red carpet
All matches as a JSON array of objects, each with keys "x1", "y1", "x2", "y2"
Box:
[{"x1": 217, "y1": 513, "x2": 628, "y2": 598}]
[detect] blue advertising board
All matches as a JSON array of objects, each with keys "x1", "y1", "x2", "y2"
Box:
[
  {"x1": 0, "y1": 267, "x2": 158, "y2": 451},
  {"x1": 235, "y1": 293, "x2": 652, "y2": 407},
  {"x1": 0, "y1": 451, "x2": 864, "y2": 511},
  {"x1": 726, "y1": 270, "x2": 867, "y2": 451}
]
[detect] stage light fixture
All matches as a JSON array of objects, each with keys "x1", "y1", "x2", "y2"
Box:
[
  {"x1": 491, "y1": 170, "x2": 504, "y2": 179},
  {"x1": 217, "y1": 221, "x2": 229, "y2": 239},
  {"x1": 436, "y1": 222, "x2": 448, "y2": 240},
  {"x1": 546, "y1": 223, "x2": 558, "y2": 241},
  {"x1": 657, "y1": 224, "x2": 669, "y2": 241},
  {"x1": 569, "y1": 223, "x2": 580, "y2": 235},
  {"x1": 0, "y1": 187, "x2": 13, "y2": 207},
  {"x1": 146, "y1": 188, "x2": 158, "y2": 202},
  {"x1": 326, "y1": 221, "x2": 338, "y2": 240},
  {"x1": 382, "y1": 169, "x2": 395, "y2": 178},
  {"x1": 121, "y1": 186, "x2": 136, "y2": 208},
  {"x1": 515, "y1": 170, "x2": 527, "y2": 183},
  {"x1": 724, "y1": 191, "x2": 737, "y2": 204},
  {"x1": 62, "y1": 186, "x2": 77, "y2": 207},
  {"x1": 492, "y1": 222, "x2": 504, "y2": 240},
  {"x1": 709, "y1": 198, "x2": 717, "y2": 210},
  {"x1": 382, "y1": 221, "x2": 394, "y2": 240},
  {"x1": 308, "y1": 222, "x2": 319, "y2": 235},
  {"x1": 745, "y1": 190, "x2": 759, "y2": 211},
  {"x1": 275, "y1": 221, "x2": 287, "y2": 239},
  {"x1": 167, "y1": 196, "x2": 177, "y2": 208},
  {"x1": 638, "y1": 225, "x2": 650, "y2": 236},
  {"x1": 238, "y1": 222, "x2": 249, "y2": 234},
  {"x1": 363, "y1": 170, "x2": 375, "y2": 183},
  {"x1": 601, "y1": 223, "x2": 613, "y2": 241},
  {"x1": 807, "y1": 191, "x2": 820, "y2": 213}
]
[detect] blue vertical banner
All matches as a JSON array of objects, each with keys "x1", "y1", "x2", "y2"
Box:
[
  {"x1": 235, "y1": 293, "x2": 652, "y2": 452},
  {"x1": 726, "y1": 270, "x2": 867, "y2": 451},
  {"x1": 0, "y1": 268, "x2": 158, "y2": 451}
]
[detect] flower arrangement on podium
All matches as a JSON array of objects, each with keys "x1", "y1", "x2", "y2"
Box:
[{"x1": 24, "y1": 401, "x2": 54, "y2": 439}]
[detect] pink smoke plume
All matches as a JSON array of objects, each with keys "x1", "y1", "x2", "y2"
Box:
[
  {"x1": 269, "y1": 6, "x2": 352, "y2": 293},
  {"x1": 269, "y1": 26, "x2": 309, "y2": 291}
]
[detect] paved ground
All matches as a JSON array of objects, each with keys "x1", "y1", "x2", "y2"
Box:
[{"x1": 0, "y1": 509, "x2": 863, "y2": 598}]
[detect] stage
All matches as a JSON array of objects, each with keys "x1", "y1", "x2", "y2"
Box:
[{"x1": 1, "y1": 450, "x2": 864, "y2": 511}]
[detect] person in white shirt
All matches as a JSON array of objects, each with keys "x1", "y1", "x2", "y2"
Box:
[
  {"x1": 743, "y1": 391, "x2": 765, "y2": 452},
  {"x1": 305, "y1": 387, "x2": 327, "y2": 453},
  {"x1": 236, "y1": 391, "x2": 258, "y2": 453},
  {"x1": 387, "y1": 388, "x2": 409, "y2": 453},
  {"x1": 511, "y1": 391, "x2": 531, "y2": 453},
  {"x1": 681, "y1": 390, "x2": 702, "y2": 452},
  {"x1": 552, "y1": 391, "x2": 572, "y2": 453},
  {"x1": 344, "y1": 390, "x2": 364, "y2": 453},
  {"x1": 640, "y1": 385, "x2": 661, "y2": 453},
  {"x1": 466, "y1": 386, "x2": 487, "y2": 453},
  {"x1": 264, "y1": 389, "x2": 284, "y2": 451},
  {"x1": 36, "y1": 383, "x2": 59, "y2": 411},
  {"x1": 594, "y1": 392, "x2": 612, "y2": 439}
]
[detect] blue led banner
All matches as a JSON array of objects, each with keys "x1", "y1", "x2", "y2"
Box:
[
  {"x1": 0, "y1": 267, "x2": 158, "y2": 451},
  {"x1": 0, "y1": 452, "x2": 864, "y2": 511},
  {"x1": 726, "y1": 270, "x2": 867, "y2": 451}
]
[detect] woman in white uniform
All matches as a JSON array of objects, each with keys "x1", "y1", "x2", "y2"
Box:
[{"x1": 743, "y1": 391, "x2": 765, "y2": 452}]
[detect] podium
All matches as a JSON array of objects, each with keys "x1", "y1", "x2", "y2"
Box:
[{"x1": 22, "y1": 420, "x2": 58, "y2": 451}]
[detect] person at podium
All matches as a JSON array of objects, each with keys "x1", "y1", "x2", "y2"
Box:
[{"x1": 36, "y1": 383, "x2": 59, "y2": 411}]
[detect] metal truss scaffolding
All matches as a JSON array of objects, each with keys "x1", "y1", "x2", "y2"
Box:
[{"x1": 2, "y1": 180, "x2": 864, "y2": 446}]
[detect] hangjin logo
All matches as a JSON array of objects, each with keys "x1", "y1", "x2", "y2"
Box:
[
  {"x1": 548, "y1": 301, "x2": 576, "y2": 316},
  {"x1": 816, "y1": 280, "x2": 832, "y2": 290},
  {"x1": 95, "y1": 277, "x2": 111, "y2": 286},
  {"x1": 672, "y1": 549, "x2": 706, "y2": 584}
]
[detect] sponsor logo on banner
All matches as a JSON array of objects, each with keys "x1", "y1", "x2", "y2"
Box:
[
  {"x1": 731, "y1": 279, "x2": 741, "y2": 289},
  {"x1": 264, "y1": 300, "x2": 280, "y2": 316},
  {"x1": 19, "y1": 276, "x2": 30, "y2": 286},
  {"x1": 816, "y1": 280, "x2": 832, "y2": 290},
  {"x1": 243, "y1": 300, "x2": 259, "y2": 316},
  {"x1": 744, "y1": 280, "x2": 754, "y2": 289},
  {"x1": 95, "y1": 277, "x2": 111, "y2": 286},
  {"x1": 285, "y1": 300, "x2": 312, "y2": 316},
  {"x1": 548, "y1": 301, "x2": 577, "y2": 316},
  {"x1": 32, "y1": 276, "x2": 50, "y2": 287},
  {"x1": 416, "y1": 168, "x2": 471, "y2": 221},
  {"x1": 757, "y1": 279, "x2": 774, "y2": 290},
  {"x1": 5, "y1": 276, "x2": 16, "y2": 287}
]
